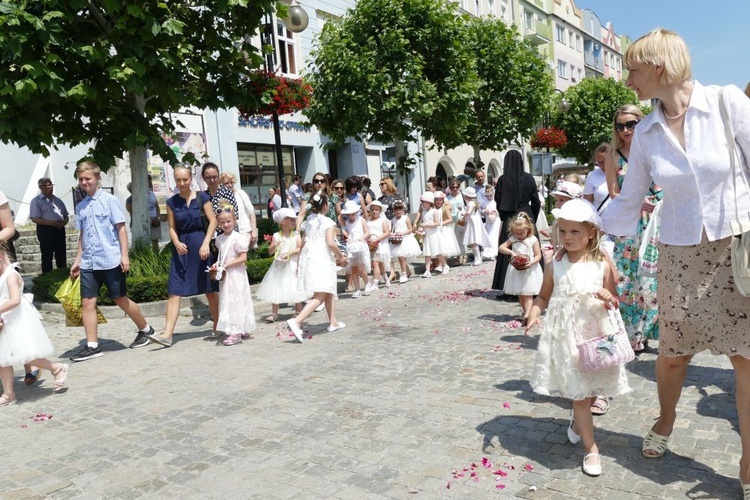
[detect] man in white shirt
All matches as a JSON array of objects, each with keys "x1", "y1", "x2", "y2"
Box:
[
  {"x1": 474, "y1": 170, "x2": 489, "y2": 222},
  {"x1": 287, "y1": 175, "x2": 303, "y2": 214},
  {"x1": 583, "y1": 143, "x2": 611, "y2": 213}
]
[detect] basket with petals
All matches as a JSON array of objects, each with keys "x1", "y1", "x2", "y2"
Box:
[{"x1": 510, "y1": 254, "x2": 530, "y2": 270}]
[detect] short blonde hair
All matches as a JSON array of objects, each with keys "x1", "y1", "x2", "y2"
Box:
[
  {"x1": 625, "y1": 28, "x2": 691, "y2": 85},
  {"x1": 75, "y1": 161, "x2": 101, "y2": 178},
  {"x1": 219, "y1": 172, "x2": 236, "y2": 185}
]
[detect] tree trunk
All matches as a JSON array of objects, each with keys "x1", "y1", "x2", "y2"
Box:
[{"x1": 129, "y1": 145, "x2": 151, "y2": 245}]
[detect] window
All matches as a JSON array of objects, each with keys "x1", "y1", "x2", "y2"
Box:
[
  {"x1": 237, "y1": 143, "x2": 296, "y2": 208},
  {"x1": 475, "y1": 0, "x2": 480, "y2": 15},
  {"x1": 525, "y1": 10, "x2": 534, "y2": 30},
  {"x1": 576, "y1": 34, "x2": 582, "y2": 51},
  {"x1": 568, "y1": 29, "x2": 575, "y2": 48},
  {"x1": 500, "y1": 5, "x2": 508, "y2": 21},
  {"x1": 556, "y1": 25, "x2": 565, "y2": 43},
  {"x1": 570, "y1": 65, "x2": 576, "y2": 82},
  {"x1": 488, "y1": 0, "x2": 495, "y2": 16},
  {"x1": 557, "y1": 60, "x2": 567, "y2": 79},
  {"x1": 604, "y1": 50, "x2": 609, "y2": 67},
  {"x1": 276, "y1": 20, "x2": 297, "y2": 75},
  {"x1": 578, "y1": 68, "x2": 583, "y2": 81}
]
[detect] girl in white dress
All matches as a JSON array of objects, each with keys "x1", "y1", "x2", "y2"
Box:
[
  {"x1": 433, "y1": 192, "x2": 460, "y2": 270},
  {"x1": 209, "y1": 202, "x2": 255, "y2": 346},
  {"x1": 525, "y1": 199, "x2": 630, "y2": 478},
  {"x1": 498, "y1": 213, "x2": 543, "y2": 319},
  {"x1": 287, "y1": 192, "x2": 349, "y2": 343},
  {"x1": 365, "y1": 201, "x2": 391, "y2": 289},
  {"x1": 461, "y1": 187, "x2": 491, "y2": 265},
  {"x1": 0, "y1": 244, "x2": 68, "y2": 405},
  {"x1": 389, "y1": 200, "x2": 421, "y2": 283},
  {"x1": 256, "y1": 208, "x2": 311, "y2": 322},
  {"x1": 341, "y1": 200, "x2": 371, "y2": 297},
  {"x1": 482, "y1": 185, "x2": 502, "y2": 259},
  {"x1": 418, "y1": 192, "x2": 444, "y2": 278}
]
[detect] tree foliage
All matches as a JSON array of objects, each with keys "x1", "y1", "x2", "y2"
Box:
[
  {"x1": 304, "y1": 0, "x2": 479, "y2": 155},
  {"x1": 462, "y1": 17, "x2": 551, "y2": 151},
  {"x1": 551, "y1": 77, "x2": 641, "y2": 163},
  {"x1": 0, "y1": 0, "x2": 276, "y2": 241}
]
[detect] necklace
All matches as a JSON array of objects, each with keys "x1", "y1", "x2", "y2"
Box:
[{"x1": 661, "y1": 103, "x2": 688, "y2": 120}]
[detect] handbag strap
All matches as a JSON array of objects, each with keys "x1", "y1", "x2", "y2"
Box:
[{"x1": 718, "y1": 89, "x2": 750, "y2": 226}]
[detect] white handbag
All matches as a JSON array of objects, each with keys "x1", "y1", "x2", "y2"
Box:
[{"x1": 719, "y1": 90, "x2": 750, "y2": 297}]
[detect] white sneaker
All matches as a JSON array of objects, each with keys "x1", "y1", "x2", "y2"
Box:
[
  {"x1": 399, "y1": 276, "x2": 408, "y2": 284},
  {"x1": 422, "y1": 272, "x2": 432, "y2": 278},
  {"x1": 384, "y1": 279, "x2": 391, "y2": 288},
  {"x1": 472, "y1": 260, "x2": 482, "y2": 266},
  {"x1": 286, "y1": 319, "x2": 304, "y2": 343},
  {"x1": 327, "y1": 322, "x2": 346, "y2": 332},
  {"x1": 352, "y1": 290, "x2": 361, "y2": 298},
  {"x1": 434, "y1": 266, "x2": 444, "y2": 273},
  {"x1": 442, "y1": 266, "x2": 450, "y2": 275},
  {"x1": 363, "y1": 285, "x2": 372, "y2": 296}
]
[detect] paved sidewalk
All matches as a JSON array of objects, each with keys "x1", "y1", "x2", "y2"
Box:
[{"x1": 0, "y1": 264, "x2": 743, "y2": 499}]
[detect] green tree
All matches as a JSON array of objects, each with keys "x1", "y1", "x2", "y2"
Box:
[
  {"x1": 0, "y1": 0, "x2": 275, "y2": 242},
  {"x1": 304, "y1": 0, "x2": 479, "y2": 169},
  {"x1": 551, "y1": 77, "x2": 641, "y2": 163},
  {"x1": 462, "y1": 17, "x2": 551, "y2": 165}
]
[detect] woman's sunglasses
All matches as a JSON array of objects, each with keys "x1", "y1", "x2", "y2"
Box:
[
  {"x1": 333, "y1": 186, "x2": 344, "y2": 190},
  {"x1": 615, "y1": 120, "x2": 639, "y2": 132},
  {"x1": 313, "y1": 178, "x2": 326, "y2": 184}
]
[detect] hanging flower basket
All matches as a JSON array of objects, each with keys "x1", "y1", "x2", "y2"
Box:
[
  {"x1": 238, "y1": 70, "x2": 313, "y2": 117},
  {"x1": 530, "y1": 127, "x2": 567, "y2": 150}
]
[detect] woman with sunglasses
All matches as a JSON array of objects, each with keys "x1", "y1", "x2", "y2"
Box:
[
  {"x1": 297, "y1": 173, "x2": 340, "y2": 227},
  {"x1": 605, "y1": 104, "x2": 662, "y2": 354},
  {"x1": 377, "y1": 178, "x2": 402, "y2": 221},
  {"x1": 219, "y1": 172, "x2": 258, "y2": 247},
  {"x1": 603, "y1": 30, "x2": 750, "y2": 493}
]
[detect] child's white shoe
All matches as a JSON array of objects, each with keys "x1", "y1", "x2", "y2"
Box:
[
  {"x1": 399, "y1": 276, "x2": 408, "y2": 284},
  {"x1": 384, "y1": 278, "x2": 391, "y2": 288},
  {"x1": 352, "y1": 290, "x2": 362, "y2": 298},
  {"x1": 582, "y1": 453, "x2": 602, "y2": 477},
  {"x1": 442, "y1": 266, "x2": 450, "y2": 275},
  {"x1": 363, "y1": 284, "x2": 372, "y2": 296},
  {"x1": 422, "y1": 272, "x2": 432, "y2": 278}
]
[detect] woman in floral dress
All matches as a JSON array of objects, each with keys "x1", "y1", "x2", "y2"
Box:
[{"x1": 605, "y1": 104, "x2": 662, "y2": 352}]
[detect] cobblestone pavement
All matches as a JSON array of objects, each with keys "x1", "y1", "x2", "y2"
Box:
[{"x1": 0, "y1": 264, "x2": 743, "y2": 499}]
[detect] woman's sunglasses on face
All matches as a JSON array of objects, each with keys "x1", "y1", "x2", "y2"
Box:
[
  {"x1": 615, "y1": 120, "x2": 640, "y2": 132},
  {"x1": 313, "y1": 178, "x2": 326, "y2": 184}
]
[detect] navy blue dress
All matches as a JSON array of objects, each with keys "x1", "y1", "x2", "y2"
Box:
[{"x1": 167, "y1": 192, "x2": 218, "y2": 296}]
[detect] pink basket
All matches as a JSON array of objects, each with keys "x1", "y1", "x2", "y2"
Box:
[{"x1": 576, "y1": 308, "x2": 634, "y2": 373}]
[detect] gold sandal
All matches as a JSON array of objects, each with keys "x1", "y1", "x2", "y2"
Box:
[{"x1": 642, "y1": 427, "x2": 670, "y2": 458}]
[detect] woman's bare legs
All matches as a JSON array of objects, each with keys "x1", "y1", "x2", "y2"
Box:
[
  {"x1": 645, "y1": 354, "x2": 693, "y2": 456},
  {"x1": 324, "y1": 293, "x2": 338, "y2": 326},
  {"x1": 206, "y1": 292, "x2": 219, "y2": 332},
  {"x1": 161, "y1": 295, "x2": 182, "y2": 339},
  {"x1": 730, "y1": 355, "x2": 750, "y2": 484}
]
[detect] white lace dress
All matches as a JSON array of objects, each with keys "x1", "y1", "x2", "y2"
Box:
[
  {"x1": 530, "y1": 256, "x2": 631, "y2": 400},
  {"x1": 503, "y1": 235, "x2": 543, "y2": 295},
  {"x1": 463, "y1": 201, "x2": 491, "y2": 247},
  {"x1": 298, "y1": 214, "x2": 338, "y2": 295},
  {"x1": 482, "y1": 200, "x2": 502, "y2": 258},
  {"x1": 256, "y1": 231, "x2": 311, "y2": 305},
  {"x1": 0, "y1": 268, "x2": 54, "y2": 367},
  {"x1": 215, "y1": 232, "x2": 255, "y2": 334},
  {"x1": 367, "y1": 216, "x2": 391, "y2": 269},
  {"x1": 390, "y1": 215, "x2": 421, "y2": 259},
  {"x1": 344, "y1": 215, "x2": 371, "y2": 270},
  {"x1": 421, "y1": 208, "x2": 442, "y2": 257}
]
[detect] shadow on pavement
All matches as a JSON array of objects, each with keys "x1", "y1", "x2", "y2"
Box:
[{"x1": 476, "y1": 414, "x2": 737, "y2": 498}]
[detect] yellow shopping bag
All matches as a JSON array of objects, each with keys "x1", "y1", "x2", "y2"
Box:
[{"x1": 54, "y1": 277, "x2": 107, "y2": 327}]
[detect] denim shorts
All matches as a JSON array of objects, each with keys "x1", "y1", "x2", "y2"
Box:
[{"x1": 80, "y1": 266, "x2": 127, "y2": 300}]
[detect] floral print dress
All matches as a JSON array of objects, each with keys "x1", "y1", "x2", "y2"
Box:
[{"x1": 612, "y1": 152, "x2": 662, "y2": 349}]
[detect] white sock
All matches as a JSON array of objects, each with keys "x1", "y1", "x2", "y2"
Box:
[
  {"x1": 87, "y1": 342, "x2": 98, "y2": 349},
  {"x1": 473, "y1": 247, "x2": 481, "y2": 261},
  {"x1": 139, "y1": 324, "x2": 152, "y2": 333}
]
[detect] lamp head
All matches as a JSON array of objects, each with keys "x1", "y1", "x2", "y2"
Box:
[
  {"x1": 559, "y1": 98, "x2": 570, "y2": 113},
  {"x1": 283, "y1": 4, "x2": 309, "y2": 33}
]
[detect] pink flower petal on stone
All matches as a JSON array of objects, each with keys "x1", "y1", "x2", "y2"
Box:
[
  {"x1": 503, "y1": 402, "x2": 511, "y2": 409},
  {"x1": 496, "y1": 484, "x2": 506, "y2": 489},
  {"x1": 493, "y1": 469, "x2": 508, "y2": 477},
  {"x1": 446, "y1": 482, "x2": 451, "y2": 489},
  {"x1": 524, "y1": 464, "x2": 534, "y2": 471}
]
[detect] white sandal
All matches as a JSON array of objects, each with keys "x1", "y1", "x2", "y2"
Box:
[
  {"x1": 582, "y1": 453, "x2": 602, "y2": 477},
  {"x1": 642, "y1": 427, "x2": 670, "y2": 459}
]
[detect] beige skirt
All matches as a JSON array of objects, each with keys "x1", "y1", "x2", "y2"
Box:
[{"x1": 658, "y1": 235, "x2": 750, "y2": 358}]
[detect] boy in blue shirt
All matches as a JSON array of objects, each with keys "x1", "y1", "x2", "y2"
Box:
[{"x1": 69, "y1": 162, "x2": 154, "y2": 361}]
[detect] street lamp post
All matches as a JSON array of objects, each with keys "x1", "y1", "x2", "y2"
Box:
[
  {"x1": 543, "y1": 88, "x2": 570, "y2": 213},
  {"x1": 261, "y1": 3, "x2": 309, "y2": 209}
]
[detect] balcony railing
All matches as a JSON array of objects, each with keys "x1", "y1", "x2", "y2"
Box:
[{"x1": 524, "y1": 19, "x2": 551, "y2": 45}]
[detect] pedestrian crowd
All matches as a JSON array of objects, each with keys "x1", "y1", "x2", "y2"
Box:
[{"x1": 1, "y1": 26, "x2": 750, "y2": 498}]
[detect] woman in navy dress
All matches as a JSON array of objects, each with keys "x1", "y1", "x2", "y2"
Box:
[{"x1": 150, "y1": 165, "x2": 219, "y2": 347}]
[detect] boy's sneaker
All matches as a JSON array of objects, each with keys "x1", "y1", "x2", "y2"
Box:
[
  {"x1": 351, "y1": 290, "x2": 362, "y2": 298},
  {"x1": 384, "y1": 278, "x2": 391, "y2": 288},
  {"x1": 399, "y1": 276, "x2": 408, "y2": 284},
  {"x1": 70, "y1": 345, "x2": 103, "y2": 362},
  {"x1": 363, "y1": 284, "x2": 372, "y2": 296},
  {"x1": 129, "y1": 326, "x2": 154, "y2": 348}
]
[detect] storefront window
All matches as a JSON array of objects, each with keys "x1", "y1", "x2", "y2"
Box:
[{"x1": 237, "y1": 143, "x2": 295, "y2": 210}]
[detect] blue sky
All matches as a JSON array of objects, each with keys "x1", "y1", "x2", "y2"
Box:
[{"x1": 573, "y1": 1, "x2": 750, "y2": 88}]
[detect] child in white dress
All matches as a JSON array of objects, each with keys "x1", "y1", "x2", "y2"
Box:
[
  {"x1": 461, "y1": 187, "x2": 491, "y2": 265},
  {"x1": 0, "y1": 244, "x2": 69, "y2": 405},
  {"x1": 287, "y1": 192, "x2": 349, "y2": 343},
  {"x1": 482, "y1": 185, "x2": 501, "y2": 259},
  {"x1": 526, "y1": 199, "x2": 630, "y2": 478},
  {"x1": 498, "y1": 213, "x2": 543, "y2": 319},
  {"x1": 365, "y1": 201, "x2": 391, "y2": 289},
  {"x1": 210, "y1": 203, "x2": 255, "y2": 346},
  {"x1": 433, "y1": 192, "x2": 460, "y2": 271},
  {"x1": 341, "y1": 200, "x2": 371, "y2": 297},
  {"x1": 389, "y1": 201, "x2": 421, "y2": 283},
  {"x1": 418, "y1": 192, "x2": 445, "y2": 278},
  {"x1": 256, "y1": 208, "x2": 310, "y2": 322}
]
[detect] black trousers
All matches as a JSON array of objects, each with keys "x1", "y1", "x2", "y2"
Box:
[{"x1": 36, "y1": 225, "x2": 67, "y2": 273}]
